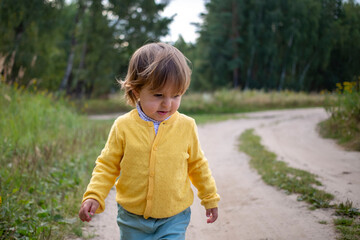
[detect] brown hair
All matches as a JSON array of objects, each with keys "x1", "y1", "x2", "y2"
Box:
[{"x1": 119, "y1": 42, "x2": 192, "y2": 106}]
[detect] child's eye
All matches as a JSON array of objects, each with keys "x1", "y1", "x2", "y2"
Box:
[
  {"x1": 173, "y1": 95, "x2": 180, "y2": 98},
  {"x1": 154, "y1": 94, "x2": 162, "y2": 97}
]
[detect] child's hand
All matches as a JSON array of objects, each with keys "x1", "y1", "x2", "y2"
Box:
[
  {"x1": 79, "y1": 198, "x2": 99, "y2": 222},
  {"x1": 206, "y1": 207, "x2": 218, "y2": 223}
]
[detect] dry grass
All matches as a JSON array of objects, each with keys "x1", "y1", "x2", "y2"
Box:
[{"x1": 77, "y1": 89, "x2": 328, "y2": 115}]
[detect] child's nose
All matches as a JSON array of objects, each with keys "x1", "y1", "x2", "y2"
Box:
[{"x1": 162, "y1": 98, "x2": 171, "y2": 107}]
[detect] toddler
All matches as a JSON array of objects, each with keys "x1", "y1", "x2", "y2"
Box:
[{"x1": 78, "y1": 42, "x2": 220, "y2": 240}]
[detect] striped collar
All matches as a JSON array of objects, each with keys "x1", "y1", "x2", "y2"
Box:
[{"x1": 136, "y1": 103, "x2": 170, "y2": 124}]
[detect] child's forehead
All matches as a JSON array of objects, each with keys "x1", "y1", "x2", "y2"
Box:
[{"x1": 147, "y1": 83, "x2": 181, "y2": 94}]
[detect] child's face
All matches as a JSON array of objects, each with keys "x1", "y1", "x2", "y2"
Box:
[{"x1": 133, "y1": 83, "x2": 182, "y2": 121}]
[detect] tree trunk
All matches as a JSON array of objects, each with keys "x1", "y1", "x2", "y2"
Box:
[
  {"x1": 299, "y1": 61, "x2": 312, "y2": 91},
  {"x1": 6, "y1": 21, "x2": 24, "y2": 84},
  {"x1": 278, "y1": 33, "x2": 294, "y2": 91},
  {"x1": 231, "y1": 0, "x2": 240, "y2": 88},
  {"x1": 73, "y1": 39, "x2": 88, "y2": 98},
  {"x1": 60, "y1": 49, "x2": 75, "y2": 92},
  {"x1": 246, "y1": 46, "x2": 256, "y2": 89},
  {"x1": 59, "y1": 1, "x2": 85, "y2": 93},
  {"x1": 278, "y1": 66, "x2": 286, "y2": 91},
  {"x1": 291, "y1": 59, "x2": 297, "y2": 90}
]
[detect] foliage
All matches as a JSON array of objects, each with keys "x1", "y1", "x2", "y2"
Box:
[
  {"x1": 0, "y1": 0, "x2": 172, "y2": 98},
  {"x1": 0, "y1": 83, "x2": 111, "y2": 239},
  {"x1": 320, "y1": 80, "x2": 360, "y2": 151},
  {"x1": 238, "y1": 129, "x2": 334, "y2": 208},
  {"x1": 0, "y1": 0, "x2": 65, "y2": 88},
  {"x1": 193, "y1": 0, "x2": 360, "y2": 92},
  {"x1": 108, "y1": 0, "x2": 173, "y2": 75},
  {"x1": 1, "y1": 0, "x2": 359, "y2": 96},
  {"x1": 63, "y1": 0, "x2": 120, "y2": 97}
]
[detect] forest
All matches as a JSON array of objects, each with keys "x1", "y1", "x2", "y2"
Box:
[{"x1": 1, "y1": 0, "x2": 359, "y2": 97}]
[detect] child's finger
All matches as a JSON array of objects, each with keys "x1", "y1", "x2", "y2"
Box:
[
  {"x1": 80, "y1": 207, "x2": 90, "y2": 222},
  {"x1": 79, "y1": 208, "x2": 88, "y2": 222},
  {"x1": 206, "y1": 209, "x2": 211, "y2": 217},
  {"x1": 79, "y1": 201, "x2": 93, "y2": 222},
  {"x1": 89, "y1": 201, "x2": 99, "y2": 216},
  {"x1": 206, "y1": 208, "x2": 218, "y2": 224}
]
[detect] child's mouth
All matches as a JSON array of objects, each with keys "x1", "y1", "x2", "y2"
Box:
[{"x1": 157, "y1": 111, "x2": 168, "y2": 116}]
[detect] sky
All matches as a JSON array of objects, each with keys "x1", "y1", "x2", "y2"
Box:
[
  {"x1": 160, "y1": 0, "x2": 207, "y2": 43},
  {"x1": 159, "y1": 0, "x2": 360, "y2": 43},
  {"x1": 63, "y1": 0, "x2": 206, "y2": 43}
]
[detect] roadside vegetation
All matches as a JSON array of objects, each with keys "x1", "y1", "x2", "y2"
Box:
[
  {"x1": 78, "y1": 89, "x2": 327, "y2": 115},
  {"x1": 334, "y1": 200, "x2": 360, "y2": 240},
  {"x1": 238, "y1": 129, "x2": 360, "y2": 240},
  {"x1": 0, "y1": 83, "x2": 112, "y2": 239},
  {"x1": 239, "y1": 129, "x2": 334, "y2": 209},
  {"x1": 1, "y1": 78, "x2": 358, "y2": 239},
  {"x1": 319, "y1": 80, "x2": 360, "y2": 151}
]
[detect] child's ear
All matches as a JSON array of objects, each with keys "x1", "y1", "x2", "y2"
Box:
[{"x1": 132, "y1": 89, "x2": 140, "y2": 99}]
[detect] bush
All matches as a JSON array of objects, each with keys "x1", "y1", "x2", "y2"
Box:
[{"x1": 320, "y1": 80, "x2": 360, "y2": 151}]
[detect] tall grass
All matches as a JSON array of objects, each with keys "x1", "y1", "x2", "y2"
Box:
[
  {"x1": 78, "y1": 89, "x2": 327, "y2": 115},
  {"x1": 0, "y1": 83, "x2": 112, "y2": 239},
  {"x1": 180, "y1": 89, "x2": 326, "y2": 114},
  {"x1": 319, "y1": 80, "x2": 360, "y2": 151}
]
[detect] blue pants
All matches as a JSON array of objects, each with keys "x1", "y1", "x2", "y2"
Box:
[{"x1": 117, "y1": 204, "x2": 191, "y2": 240}]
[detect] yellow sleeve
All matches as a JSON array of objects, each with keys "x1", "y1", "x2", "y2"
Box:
[
  {"x1": 82, "y1": 119, "x2": 123, "y2": 213},
  {"x1": 187, "y1": 120, "x2": 220, "y2": 209}
]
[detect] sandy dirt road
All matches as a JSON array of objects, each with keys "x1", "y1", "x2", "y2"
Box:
[{"x1": 82, "y1": 108, "x2": 360, "y2": 240}]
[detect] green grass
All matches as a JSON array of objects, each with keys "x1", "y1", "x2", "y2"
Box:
[
  {"x1": 334, "y1": 200, "x2": 360, "y2": 240},
  {"x1": 0, "y1": 83, "x2": 112, "y2": 239},
  {"x1": 238, "y1": 128, "x2": 360, "y2": 239},
  {"x1": 336, "y1": 200, "x2": 360, "y2": 218},
  {"x1": 335, "y1": 219, "x2": 360, "y2": 240},
  {"x1": 238, "y1": 129, "x2": 334, "y2": 208}
]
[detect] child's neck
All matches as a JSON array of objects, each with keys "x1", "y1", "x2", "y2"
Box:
[{"x1": 136, "y1": 103, "x2": 167, "y2": 123}]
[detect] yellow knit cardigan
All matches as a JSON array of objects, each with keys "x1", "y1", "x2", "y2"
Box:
[{"x1": 82, "y1": 109, "x2": 220, "y2": 219}]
